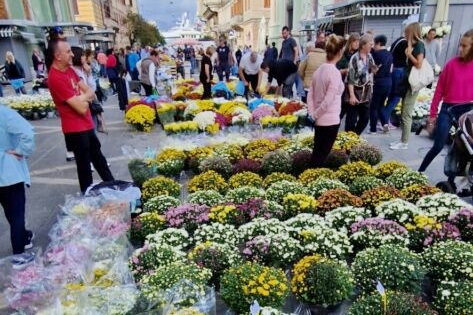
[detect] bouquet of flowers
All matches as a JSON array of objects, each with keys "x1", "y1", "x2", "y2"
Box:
[
  {"x1": 361, "y1": 186, "x2": 402, "y2": 209},
  {"x1": 142, "y1": 176, "x2": 181, "y2": 201},
  {"x1": 325, "y1": 206, "x2": 371, "y2": 233},
  {"x1": 164, "y1": 121, "x2": 200, "y2": 135},
  {"x1": 233, "y1": 158, "x2": 262, "y2": 174},
  {"x1": 282, "y1": 193, "x2": 318, "y2": 218},
  {"x1": 146, "y1": 228, "x2": 191, "y2": 251},
  {"x1": 298, "y1": 168, "x2": 336, "y2": 186},
  {"x1": 416, "y1": 193, "x2": 473, "y2": 220},
  {"x1": 242, "y1": 233, "x2": 303, "y2": 268},
  {"x1": 350, "y1": 217, "x2": 410, "y2": 250},
  {"x1": 125, "y1": 105, "x2": 156, "y2": 132},
  {"x1": 422, "y1": 240, "x2": 473, "y2": 282},
  {"x1": 188, "y1": 190, "x2": 223, "y2": 207},
  {"x1": 317, "y1": 189, "x2": 363, "y2": 213},
  {"x1": 260, "y1": 150, "x2": 292, "y2": 175},
  {"x1": 297, "y1": 224, "x2": 353, "y2": 259},
  {"x1": 292, "y1": 255, "x2": 354, "y2": 306},
  {"x1": 265, "y1": 180, "x2": 308, "y2": 203},
  {"x1": 349, "y1": 176, "x2": 384, "y2": 196},
  {"x1": 188, "y1": 241, "x2": 241, "y2": 285},
  {"x1": 139, "y1": 262, "x2": 212, "y2": 306},
  {"x1": 131, "y1": 212, "x2": 166, "y2": 244},
  {"x1": 401, "y1": 184, "x2": 442, "y2": 204},
  {"x1": 220, "y1": 262, "x2": 290, "y2": 314},
  {"x1": 306, "y1": 178, "x2": 349, "y2": 198},
  {"x1": 199, "y1": 156, "x2": 233, "y2": 178},
  {"x1": 193, "y1": 111, "x2": 218, "y2": 131},
  {"x1": 228, "y1": 172, "x2": 264, "y2": 189},
  {"x1": 252, "y1": 105, "x2": 277, "y2": 123},
  {"x1": 155, "y1": 148, "x2": 187, "y2": 176},
  {"x1": 347, "y1": 291, "x2": 438, "y2": 315},
  {"x1": 352, "y1": 245, "x2": 425, "y2": 293},
  {"x1": 193, "y1": 222, "x2": 241, "y2": 246},
  {"x1": 349, "y1": 143, "x2": 383, "y2": 166},
  {"x1": 405, "y1": 215, "x2": 460, "y2": 250},
  {"x1": 375, "y1": 198, "x2": 421, "y2": 224},
  {"x1": 165, "y1": 203, "x2": 210, "y2": 232},
  {"x1": 225, "y1": 186, "x2": 266, "y2": 204},
  {"x1": 130, "y1": 243, "x2": 186, "y2": 281},
  {"x1": 240, "y1": 217, "x2": 288, "y2": 239},
  {"x1": 263, "y1": 172, "x2": 297, "y2": 188},
  {"x1": 260, "y1": 115, "x2": 298, "y2": 131},
  {"x1": 448, "y1": 208, "x2": 473, "y2": 242},
  {"x1": 386, "y1": 169, "x2": 429, "y2": 190},
  {"x1": 435, "y1": 280, "x2": 473, "y2": 315},
  {"x1": 144, "y1": 195, "x2": 181, "y2": 214},
  {"x1": 188, "y1": 171, "x2": 228, "y2": 194},
  {"x1": 336, "y1": 161, "x2": 374, "y2": 184}
]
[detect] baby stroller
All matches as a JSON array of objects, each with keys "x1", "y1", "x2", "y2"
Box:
[{"x1": 436, "y1": 106, "x2": 473, "y2": 198}]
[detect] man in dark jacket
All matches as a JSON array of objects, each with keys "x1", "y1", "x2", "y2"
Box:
[{"x1": 260, "y1": 59, "x2": 298, "y2": 98}]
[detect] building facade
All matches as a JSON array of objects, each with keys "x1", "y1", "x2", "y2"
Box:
[
  {"x1": 74, "y1": 0, "x2": 138, "y2": 48},
  {"x1": 0, "y1": 0, "x2": 92, "y2": 81}
]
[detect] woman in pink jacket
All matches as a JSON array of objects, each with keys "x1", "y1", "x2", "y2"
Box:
[
  {"x1": 419, "y1": 29, "x2": 473, "y2": 175},
  {"x1": 307, "y1": 34, "x2": 347, "y2": 167}
]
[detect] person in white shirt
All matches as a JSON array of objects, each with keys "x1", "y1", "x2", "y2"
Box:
[
  {"x1": 238, "y1": 51, "x2": 263, "y2": 98},
  {"x1": 137, "y1": 50, "x2": 160, "y2": 96}
]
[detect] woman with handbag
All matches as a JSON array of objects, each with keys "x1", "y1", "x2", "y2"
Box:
[
  {"x1": 345, "y1": 34, "x2": 376, "y2": 135},
  {"x1": 419, "y1": 29, "x2": 473, "y2": 173},
  {"x1": 390, "y1": 22, "x2": 425, "y2": 150},
  {"x1": 307, "y1": 34, "x2": 347, "y2": 167}
]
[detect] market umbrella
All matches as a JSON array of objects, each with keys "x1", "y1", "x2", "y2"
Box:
[
  {"x1": 433, "y1": 0, "x2": 450, "y2": 27},
  {"x1": 172, "y1": 38, "x2": 200, "y2": 46},
  {"x1": 257, "y1": 16, "x2": 267, "y2": 53}
]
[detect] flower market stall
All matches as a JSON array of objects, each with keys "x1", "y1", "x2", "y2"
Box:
[{"x1": 0, "y1": 93, "x2": 56, "y2": 120}]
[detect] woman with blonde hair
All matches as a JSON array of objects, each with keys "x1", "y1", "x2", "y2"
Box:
[
  {"x1": 4, "y1": 51, "x2": 26, "y2": 95},
  {"x1": 307, "y1": 34, "x2": 347, "y2": 167},
  {"x1": 298, "y1": 41, "x2": 326, "y2": 102},
  {"x1": 390, "y1": 22, "x2": 425, "y2": 150}
]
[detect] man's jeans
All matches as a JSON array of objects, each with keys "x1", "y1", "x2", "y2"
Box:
[{"x1": 282, "y1": 72, "x2": 297, "y2": 98}]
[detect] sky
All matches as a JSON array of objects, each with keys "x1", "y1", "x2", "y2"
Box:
[{"x1": 137, "y1": 0, "x2": 197, "y2": 31}]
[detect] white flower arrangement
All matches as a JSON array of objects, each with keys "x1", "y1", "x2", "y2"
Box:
[
  {"x1": 193, "y1": 222, "x2": 241, "y2": 245},
  {"x1": 225, "y1": 186, "x2": 266, "y2": 204},
  {"x1": 285, "y1": 213, "x2": 325, "y2": 235},
  {"x1": 297, "y1": 223, "x2": 353, "y2": 259},
  {"x1": 187, "y1": 190, "x2": 223, "y2": 206},
  {"x1": 325, "y1": 206, "x2": 371, "y2": 233},
  {"x1": 239, "y1": 218, "x2": 287, "y2": 242},
  {"x1": 416, "y1": 193, "x2": 473, "y2": 221},
  {"x1": 193, "y1": 111, "x2": 217, "y2": 130},
  {"x1": 231, "y1": 107, "x2": 252, "y2": 125},
  {"x1": 145, "y1": 227, "x2": 191, "y2": 251},
  {"x1": 421, "y1": 24, "x2": 452, "y2": 38},
  {"x1": 375, "y1": 199, "x2": 422, "y2": 224}
]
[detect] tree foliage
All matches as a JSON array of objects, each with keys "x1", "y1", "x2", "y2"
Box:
[{"x1": 124, "y1": 13, "x2": 165, "y2": 46}]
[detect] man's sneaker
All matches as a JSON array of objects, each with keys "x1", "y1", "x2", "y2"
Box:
[
  {"x1": 66, "y1": 151, "x2": 75, "y2": 162},
  {"x1": 368, "y1": 130, "x2": 378, "y2": 135},
  {"x1": 11, "y1": 252, "x2": 35, "y2": 269},
  {"x1": 24, "y1": 231, "x2": 34, "y2": 250},
  {"x1": 390, "y1": 142, "x2": 409, "y2": 150},
  {"x1": 390, "y1": 140, "x2": 401, "y2": 146},
  {"x1": 383, "y1": 124, "x2": 389, "y2": 133}
]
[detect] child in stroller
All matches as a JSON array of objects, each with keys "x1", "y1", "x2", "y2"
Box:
[{"x1": 437, "y1": 107, "x2": 473, "y2": 197}]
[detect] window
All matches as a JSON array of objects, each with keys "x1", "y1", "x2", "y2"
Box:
[
  {"x1": 23, "y1": 0, "x2": 32, "y2": 20},
  {"x1": 264, "y1": 0, "x2": 270, "y2": 8},
  {"x1": 104, "y1": 0, "x2": 111, "y2": 18}
]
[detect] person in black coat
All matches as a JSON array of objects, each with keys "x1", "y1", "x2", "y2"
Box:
[
  {"x1": 4, "y1": 51, "x2": 26, "y2": 94},
  {"x1": 260, "y1": 59, "x2": 298, "y2": 98}
]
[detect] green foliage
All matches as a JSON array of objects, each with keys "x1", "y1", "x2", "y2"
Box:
[{"x1": 125, "y1": 13, "x2": 165, "y2": 46}]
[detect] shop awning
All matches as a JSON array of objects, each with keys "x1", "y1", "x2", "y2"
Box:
[
  {"x1": 314, "y1": 16, "x2": 334, "y2": 29},
  {"x1": 359, "y1": 3, "x2": 420, "y2": 16},
  {"x1": 0, "y1": 27, "x2": 13, "y2": 37}
]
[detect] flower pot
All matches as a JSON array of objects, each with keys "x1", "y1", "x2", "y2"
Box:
[
  {"x1": 307, "y1": 302, "x2": 346, "y2": 315},
  {"x1": 47, "y1": 111, "x2": 55, "y2": 119}
]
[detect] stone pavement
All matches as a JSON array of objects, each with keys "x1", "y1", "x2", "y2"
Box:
[{"x1": 0, "y1": 94, "x2": 461, "y2": 260}]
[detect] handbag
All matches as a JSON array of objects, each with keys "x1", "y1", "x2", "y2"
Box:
[
  {"x1": 344, "y1": 82, "x2": 373, "y2": 106},
  {"x1": 408, "y1": 59, "x2": 434, "y2": 93},
  {"x1": 89, "y1": 101, "x2": 104, "y2": 115}
]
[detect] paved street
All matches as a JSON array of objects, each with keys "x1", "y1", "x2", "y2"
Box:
[{"x1": 0, "y1": 94, "x2": 457, "y2": 259}]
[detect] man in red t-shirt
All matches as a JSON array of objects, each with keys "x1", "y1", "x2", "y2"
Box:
[{"x1": 48, "y1": 40, "x2": 114, "y2": 193}]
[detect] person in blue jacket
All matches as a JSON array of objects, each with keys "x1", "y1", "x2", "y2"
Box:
[{"x1": 0, "y1": 103, "x2": 35, "y2": 264}]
